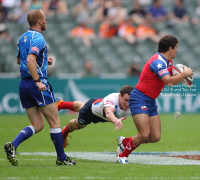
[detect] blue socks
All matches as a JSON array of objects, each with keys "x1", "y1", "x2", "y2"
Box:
[
  {"x1": 50, "y1": 128, "x2": 66, "y2": 160},
  {"x1": 12, "y1": 126, "x2": 66, "y2": 161},
  {"x1": 12, "y1": 125, "x2": 36, "y2": 148}
]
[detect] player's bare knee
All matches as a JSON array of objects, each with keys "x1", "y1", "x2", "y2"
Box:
[
  {"x1": 70, "y1": 119, "x2": 77, "y2": 126},
  {"x1": 32, "y1": 122, "x2": 44, "y2": 133},
  {"x1": 70, "y1": 119, "x2": 82, "y2": 129},
  {"x1": 150, "y1": 136, "x2": 161, "y2": 143},
  {"x1": 48, "y1": 116, "x2": 60, "y2": 128},
  {"x1": 76, "y1": 123, "x2": 85, "y2": 129},
  {"x1": 138, "y1": 133, "x2": 150, "y2": 142},
  {"x1": 74, "y1": 121, "x2": 83, "y2": 129}
]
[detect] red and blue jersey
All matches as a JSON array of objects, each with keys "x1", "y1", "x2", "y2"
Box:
[{"x1": 136, "y1": 53, "x2": 173, "y2": 99}]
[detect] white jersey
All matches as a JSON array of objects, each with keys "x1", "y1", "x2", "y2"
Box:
[{"x1": 91, "y1": 93, "x2": 131, "y2": 121}]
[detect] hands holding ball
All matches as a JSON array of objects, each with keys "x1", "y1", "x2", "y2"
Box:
[{"x1": 172, "y1": 64, "x2": 194, "y2": 86}]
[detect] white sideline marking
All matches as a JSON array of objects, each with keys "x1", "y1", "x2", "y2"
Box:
[{"x1": 16, "y1": 151, "x2": 200, "y2": 165}]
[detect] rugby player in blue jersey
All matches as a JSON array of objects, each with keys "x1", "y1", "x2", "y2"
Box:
[{"x1": 4, "y1": 9, "x2": 75, "y2": 166}]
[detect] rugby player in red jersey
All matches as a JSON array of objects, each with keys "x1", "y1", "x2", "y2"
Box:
[{"x1": 116, "y1": 35, "x2": 193, "y2": 164}]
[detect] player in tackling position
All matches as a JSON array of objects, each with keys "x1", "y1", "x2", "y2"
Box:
[
  {"x1": 56, "y1": 85, "x2": 134, "y2": 147},
  {"x1": 116, "y1": 35, "x2": 193, "y2": 164}
]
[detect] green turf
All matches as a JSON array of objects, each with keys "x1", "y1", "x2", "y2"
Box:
[{"x1": 0, "y1": 114, "x2": 200, "y2": 179}]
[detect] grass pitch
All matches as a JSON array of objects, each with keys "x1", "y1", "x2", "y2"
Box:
[{"x1": 0, "y1": 114, "x2": 200, "y2": 179}]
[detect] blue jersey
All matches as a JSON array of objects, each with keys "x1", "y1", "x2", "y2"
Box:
[{"x1": 17, "y1": 29, "x2": 48, "y2": 79}]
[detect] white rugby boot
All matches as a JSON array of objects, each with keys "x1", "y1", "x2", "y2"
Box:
[
  {"x1": 116, "y1": 155, "x2": 128, "y2": 164},
  {"x1": 116, "y1": 136, "x2": 125, "y2": 156}
]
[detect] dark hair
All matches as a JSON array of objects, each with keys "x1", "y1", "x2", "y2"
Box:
[
  {"x1": 158, "y1": 35, "x2": 178, "y2": 53},
  {"x1": 120, "y1": 85, "x2": 134, "y2": 96},
  {"x1": 27, "y1": 9, "x2": 43, "y2": 27}
]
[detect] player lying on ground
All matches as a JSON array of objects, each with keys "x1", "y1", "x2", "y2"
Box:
[
  {"x1": 116, "y1": 35, "x2": 193, "y2": 164},
  {"x1": 56, "y1": 85, "x2": 134, "y2": 148}
]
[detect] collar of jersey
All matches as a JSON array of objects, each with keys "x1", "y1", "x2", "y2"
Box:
[
  {"x1": 157, "y1": 53, "x2": 168, "y2": 63},
  {"x1": 28, "y1": 28, "x2": 42, "y2": 34}
]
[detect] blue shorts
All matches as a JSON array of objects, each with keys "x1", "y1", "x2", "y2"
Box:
[
  {"x1": 19, "y1": 78, "x2": 55, "y2": 109},
  {"x1": 78, "y1": 98, "x2": 107, "y2": 125},
  {"x1": 129, "y1": 88, "x2": 158, "y2": 117}
]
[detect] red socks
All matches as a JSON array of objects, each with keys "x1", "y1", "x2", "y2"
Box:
[
  {"x1": 58, "y1": 101, "x2": 74, "y2": 111},
  {"x1": 122, "y1": 138, "x2": 148, "y2": 147},
  {"x1": 62, "y1": 125, "x2": 72, "y2": 139},
  {"x1": 120, "y1": 137, "x2": 137, "y2": 157},
  {"x1": 122, "y1": 137, "x2": 132, "y2": 147}
]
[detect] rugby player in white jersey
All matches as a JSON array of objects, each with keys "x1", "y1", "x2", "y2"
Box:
[{"x1": 56, "y1": 85, "x2": 134, "y2": 147}]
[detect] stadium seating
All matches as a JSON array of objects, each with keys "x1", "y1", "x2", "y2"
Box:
[{"x1": 2, "y1": 0, "x2": 200, "y2": 76}]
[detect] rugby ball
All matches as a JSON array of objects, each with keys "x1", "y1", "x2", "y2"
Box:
[{"x1": 172, "y1": 64, "x2": 193, "y2": 86}]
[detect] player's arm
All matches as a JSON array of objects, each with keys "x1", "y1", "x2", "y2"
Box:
[
  {"x1": 16, "y1": 42, "x2": 20, "y2": 65},
  {"x1": 27, "y1": 54, "x2": 39, "y2": 81},
  {"x1": 162, "y1": 67, "x2": 193, "y2": 85},
  {"x1": 150, "y1": 60, "x2": 193, "y2": 85},
  {"x1": 104, "y1": 106, "x2": 126, "y2": 130},
  {"x1": 28, "y1": 36, "x2": 47, "y2": 91},
  {"x1": 104, "y1": 106, "x2": 118, "y2": 123},
  {"x1": 27, "y1": 54, "x2": 46, "y2": 91}
]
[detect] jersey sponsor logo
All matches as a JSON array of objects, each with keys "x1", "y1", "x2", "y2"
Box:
[
  {"x1": 106, "y1": 100, "x2": 114, "y2": 105},
  {"x1": 158, "y1": 69, "x2": 169, "y2": 76},
  {"x1": 32, "y1": 47, "x2": 39, "y2": 53},
  {"x1": 141, "y1": 106, "x2": 147, "y2": 110},
  {"x1": 156, "y1": 63, "x2": 163, "y2": 69}
]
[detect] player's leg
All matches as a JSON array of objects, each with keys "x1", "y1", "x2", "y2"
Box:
[
  {"x1": 73, "y1": 101, "x2": 85, "y2": 112},
  {"x1": 39, "y1": 102, "x2": 75, "y2": 165},
  {"x1": 62, "y1": 118, "x2": 87, "y2": 147},
  {"x1": 146, "y1": 99, "x2": 160, "y2": 143},
  {"x1": 62, "y1": 118, "x2": 87, "y2": 137},
  {"x1": 4, "y1": 107, "x2": 43, "y2": 166},
  {"x1": 62, "y1": 99, "x2": 94, "y2": 148},
  {"x1": 26, "y1": 107, "x2": 44, "y2": 132},
  {"x1": 13, "y1": 107, "x2": 44, "y2": 148},
  {"x1": 4, "y1": 82, "x2": 44, "y2": 166},
  {"x1": 56, "y1": 97, "x2": 84, "y2": 112},
  {"x1": 117, "y1": 113, "x2": 150, "y2": 164},
  {"x1": 148, "y1": 115, "x2": 161, "y2": 143},
  {"x1": 119, "y1": 114, "x2": 150, "y2": 157}
]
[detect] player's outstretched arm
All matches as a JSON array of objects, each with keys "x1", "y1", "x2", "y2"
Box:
[
  {"x1": 162, "y1": 67, "x2": 193, "y2": 85},
  {"x1": 104, "y1": 106, "x2": 127, "y2": 130}
]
